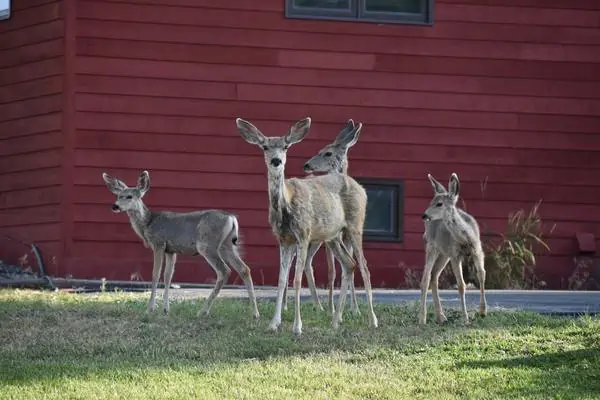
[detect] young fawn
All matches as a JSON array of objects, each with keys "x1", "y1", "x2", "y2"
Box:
[
  {"x1": 102, "y1": 170, "x2": 259, "y2": 319},
  {"x1": 420, "y1": 173, "x2": 487, "y2": 325},
  {"x1": 235, "y1": 117, "x2": 377, "y2": 335},
  {"x1": 301, "y1": 119, "x2": 364, "y2": 315}
]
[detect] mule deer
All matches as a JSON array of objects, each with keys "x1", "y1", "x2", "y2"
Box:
[
  {"x1": 101, "y1": 170, "x2": 260, "y2": 319},
  {"x1": 301, "y1": 119, "x2": 364, "y2": 315},
  {"x1": 420, "y1": 173, "x2": 487, "y2": 325},
  {"x1": 235, "y1": 117, "x2": 378, "y2": 335}
]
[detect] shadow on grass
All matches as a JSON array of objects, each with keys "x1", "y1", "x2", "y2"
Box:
[
  {"x1": 456, "y1": 348, "x2": 600, "y2": 398},
  {"x1": 0, "y1": 290, "x2": 597, "y2": 395}
]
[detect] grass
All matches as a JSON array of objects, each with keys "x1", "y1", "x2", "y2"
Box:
[{"x1": 0, "y1": 289, "x2": 599, "y2": 400}]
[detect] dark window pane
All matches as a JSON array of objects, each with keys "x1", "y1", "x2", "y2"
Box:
[
  {"x1": 364, "y1": 187, "x2": 394, "y2": 233},
  {"x1": 294, "y1": 0, "x2": 351, "y2": 9},
  {"x1": 365, "y1": 0, "x2": 421, "y2": 14}
]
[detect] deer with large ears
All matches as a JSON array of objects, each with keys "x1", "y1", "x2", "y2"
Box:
[
  {"x1": 420, "y1": 172, "x2": 487, "y2": 325},
  {"x1": 300, "y1": 119, "x2": 365, "y2": 315},
  {"x1": 235, "y1": 117, "x2": 378, "y2": 335},
  {"x1": 101, "y1": 170, "x2": 260, "y2": 320}
]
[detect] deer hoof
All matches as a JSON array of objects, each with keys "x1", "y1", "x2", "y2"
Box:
[{"x1": 268, "y1": 320, "x2": 280, "y2": 332}]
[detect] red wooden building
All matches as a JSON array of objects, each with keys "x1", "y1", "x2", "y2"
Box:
[{"x1": 1, "y1": 0, "x2": 600, "y2": 289}]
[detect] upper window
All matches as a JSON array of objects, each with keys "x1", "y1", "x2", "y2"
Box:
[
  {"x1": 285, "y1": 0, "x2": 433, "y2": 25},
  {"x1": 356, "y1": 178, "x2": 404, "y2": 242},
  {"x1": 0, "y1": 0, "x2": 10, "y2": 21}
]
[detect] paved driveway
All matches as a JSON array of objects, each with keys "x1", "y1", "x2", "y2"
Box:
[{"x1": 154, "y1": 286, "x2": 600, "y2": 315}]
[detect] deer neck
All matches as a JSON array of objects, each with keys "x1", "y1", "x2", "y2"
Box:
[
  {"x1": 126, "y1": 202, "x2": 152, "y2": 244},
  {"x1": 443, "y1": 207, "x2": 470, "y2": 244},
  {"x1": 267, "y1": 168, "x2": 292, "y2": 213}
]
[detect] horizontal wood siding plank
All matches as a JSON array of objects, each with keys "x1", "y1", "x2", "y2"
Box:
[
  {"x1": 74, "y1": 94, "x2": 600, "y2": 134},
  {"x1": 77, "y1": 20, "x2": 600, "y2": 63},
  {"x1": 0, "y1": 20, "x2": 64, "y2": 51},
  {"x1": 0, "y1": 75, "x2": 63, "y2": 103},
  {"x1": 0, "y1": 168, "x2": 62, "y2": 191},
  {"x1": 0, "y1": 95, "x2": 62, "y2": 122},
  {"x1": 0, "y1": 204, "x2": 61, "y2": 227},
  {"x1": 0, "y1": 39, "x2": 64, "y2": 69},
  {"x1": 76, "y1": 1, "x2": 600, "y2": 44},
  {"x1": 74, "y1": 51, "x2": 600, "y2": 99},
  {"x1": 0, "y1": 186, "x2": 63, "y2": 209},
  {"x1": 74, "y1": 116, "x2": 600, "y2": 152},
  {"x1": 0, "y1": 114, "x2": 62, "y2": 139},
  {"x1": 72, "y1": 144, "x2": 600, "y2": 171},
  {"x1": 0, "y1": 131, "x2": 63, "y2": 156}
]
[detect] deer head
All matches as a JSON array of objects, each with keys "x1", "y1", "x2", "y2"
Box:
[
  {"x1": 303, "y1": 119, "x2": 362, "y2": 174},
  {"x1": 422, "y1": 173, "x2": 460, "y2": 222},
  {"x1": 235, "y1": 117, "x2": 312, "y2": 172},
  {"x1": 101, "y1": 170, "x2": 150, "y2": 213}
]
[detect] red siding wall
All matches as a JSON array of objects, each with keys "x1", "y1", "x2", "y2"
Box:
[
  {"x1": 67, "y1": 0, "x2": 600, "y2": 288},
  {"x1": 0, "y1": 0, "x2": 65, "y2": 273}
]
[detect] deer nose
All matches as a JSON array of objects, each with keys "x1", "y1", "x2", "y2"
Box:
[
  {"x1": 270, "y1": 158, "x2": 282, "y2": 167},
  {"x1": 421, "y1": 213, "x2": 428, "y2": 220},
  {"x1": 112, "y1": 204, "x2": 120, "y2": 211}
]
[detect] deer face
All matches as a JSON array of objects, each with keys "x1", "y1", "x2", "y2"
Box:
[
  {"x1": 422, "y1": 173, "x2": 460, "y2": 222},
  {"x1": 102, "y1": 171, "x2": 150, "y2": 213},
  {"x1": 303, "y1": 120, "x2": 362, "y2": 174},
  {"x1": 235, "y1": 117, "x2": 311, "y2": 173}
]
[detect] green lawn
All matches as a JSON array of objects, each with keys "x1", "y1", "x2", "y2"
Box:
[{"x1": 0, "y1": 289, "x2": 598, "y2": 400}]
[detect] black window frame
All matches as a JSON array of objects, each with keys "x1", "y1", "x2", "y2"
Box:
[
  {"x1": 356, "y1": 178, "x2": 404, "y2": 243},
  {"x1": 0, "y1": 0, "x2": 10, "y2": 21},
  {"x1": 285, "y1": 0, "x2": 434, "y2": 26}
]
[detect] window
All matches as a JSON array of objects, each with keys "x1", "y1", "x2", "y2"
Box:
[
  {"x1": 356, "y1": 178, "x2": 404, "y2": 242},
  {"x1": 285, "y1": 0, "x2": 433, "y2": 25},
  {"x1": 0, "y1": 0, "x2": 9, "y2": 21}
]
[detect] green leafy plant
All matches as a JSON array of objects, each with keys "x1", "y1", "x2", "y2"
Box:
[{"x1": 483, "y1": 200, "x2": 555, "y2": 289}]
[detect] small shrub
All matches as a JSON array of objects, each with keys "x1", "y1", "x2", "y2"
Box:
[
  {"x1": 483, "y1": 200, "x2": 554, "y2": 289},
  {"x1": 568, "y1": 256, "x2": 600, "y2": 291}
]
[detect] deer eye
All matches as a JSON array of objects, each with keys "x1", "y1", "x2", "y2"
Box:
[
  {"x1": 126, "y1": 195, "x2": 133, "y2": 200},
  {"x1": 262, "y1": 145, "x2": 269, "y2": 150},
  {"x1": 435, "y1": 202, "x2": 442, "y2": 207},
  {"x1": 283, "y1": 145, "x2": 289, "y2": 150},
  {"x1": 324, "y1": 151, "x2": 332, "y2": 157}
]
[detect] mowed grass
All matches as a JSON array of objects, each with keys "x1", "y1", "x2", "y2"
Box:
[{"x1": 0, "y1": 290, "x2": 599, "y2": 400}]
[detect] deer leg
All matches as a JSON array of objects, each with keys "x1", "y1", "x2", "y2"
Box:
[
  {"x1": 431, "y1": 256, "x2": 450, "y2": 324},
  {"x1": 162, "y1": 253, "x2": 177, "y2": 314},
  {"x1": 304, "y1": 241, "x2": 324, "y2": 312},
  {"x1": 219, "y1": 243, "x2": 260, "y2": 320},
  {"x1": 344, "y1": 240, "x2": 360, "y2": 315},
  {"x1": 474, "y1": 249, "x2": 487, "y2": 316},
  {"x1": 328, "y1": 239, "x2": 354, "y2": 330},
  {"x1": 282, "y1": 282, "x2": 288, "y2": 311},
  {"x1": 419, "y1": 246, "x2": 439, "y2": 325},
  {"x1": 451, "y1": 258, "x2": 469, "y2": 323},
  {"x1": 293, "y1": 241, "x2": 310, "y2": 336},
  {"x1": 269, "y1": 243, "x2": 295, "y2": 331},
  {"x1": 148, "y1": 247, "x2": 165, "y2": 313},
  {"x1": 325, "y1": 245, "x2": 336, "y2": 315},
  {"x1": 198, "y1": 250, "x2": 231, "y2": 317},
  {"x1": 347, "y1": 231, "x2": 377, "y2": 328}
]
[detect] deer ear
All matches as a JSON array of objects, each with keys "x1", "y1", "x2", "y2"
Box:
[
  {"x1": 236, "y1": 118, "x2": 266, "y2": 146},
  {"x1": 448, "y1": 173, "x2": 460, "y2": 198},
  {"x1": 285, "y1": 117, "x2": 311, "y2": 145},
  {"x1": 137, "y1": 170, "x2": 150, "y2": 196},
  {"x1": 428, "y1": 174, "x2": 446, "y2": 194},
  {"x1": 102, "y1": 173, "x2": 127, "y2": 195},
  {"x1": 334, "y1": 120, "x2": 361, "y2": 148}
]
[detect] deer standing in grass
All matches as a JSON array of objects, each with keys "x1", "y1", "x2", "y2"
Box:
[
  {"x1": 235, "y1": 117, "x2": 378, "y2": 335},
  {"x1": 301, "y1": 119, "x2": 364, "y2": 315},
  {"x1": 101, "y1": 170, "x2": 260, "y2": 319},
  {"x1": 420, "y1": 173, "x2": 487, "y2": 325}
]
